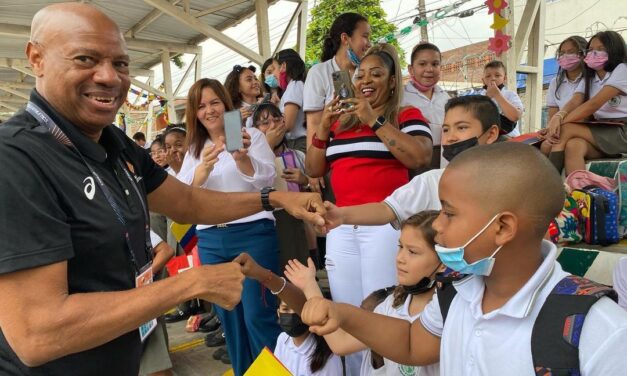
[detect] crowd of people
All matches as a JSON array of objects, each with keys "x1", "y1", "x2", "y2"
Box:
[{"x1": 1, "y1": 3, "x2": 627, "y2": 376}]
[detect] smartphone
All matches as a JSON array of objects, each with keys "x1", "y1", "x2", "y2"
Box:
[
  {"x1": 224, "y1": 110, "x2": 243, "y2": 152},
  {"x1": 332, "y1": 70, "x2": 355, "y2": 107},
  {"x1": 281, "y1": 151, "x2": 300, "y2": 192}
]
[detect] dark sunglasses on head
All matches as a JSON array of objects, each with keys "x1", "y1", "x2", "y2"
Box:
[{"x1": 233, "y1": 64, "x2": 256, "y2": 74}]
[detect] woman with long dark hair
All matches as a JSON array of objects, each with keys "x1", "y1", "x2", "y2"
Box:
[
  {"x1": 177, "y1": 78, "x2": 281, "y2": 376},
  {"x1": 274, "y1": 49, "x2": 308, "y2": 152},
  {"x1": 224, "y1": 64, "x2": 261, "y2": 127},
  {"x1": 303, "y1": 12, "x2": 371, "y2": 193}
]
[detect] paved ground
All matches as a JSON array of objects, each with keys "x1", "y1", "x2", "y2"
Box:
[
  {"x1": 165, "y1": 270, "x2": 329, "y2": 376},
  {"x1": 167, "y1": 319, "x2": 231, "y2": 376}
]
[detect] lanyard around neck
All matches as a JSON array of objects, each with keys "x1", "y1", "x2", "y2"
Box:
[{"x1": 25, "y1": 101, "x2": 152, "y2": 273}]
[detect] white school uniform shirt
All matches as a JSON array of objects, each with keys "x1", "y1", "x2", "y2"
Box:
[
  {"x1": 368, "y1": 294, "x2": 439, "y2": 376},
  {"x1": 477, "y1": 86, "x2": 524, "y2": 137},
  {"x1": 303, "y1": 57, "x2": 341, "y2": 112},
  {"x1": 280, "y1": 80, "x2": 307, "y2": 140},
  {"x1": 546, "y1": 74, "x2": 583, "y2": 110},
  {"x1": 575, "y1": 63, "x2": 627, "y2": 119},
  {"x1": 274, "y1": 332, "x2": 343, "y2": 376},
  {"x1": 613, "y1": 257, "x2": 627, "y2": 310},
  {"x1": 401, "y1": 83, "x2": 449, "y2": 146},
  {"x1": 177, "y1": 127, "x2": 276, "y2": 229},
  {"x1": 419, "y1": 240, "x2": 627, "y2": 376},
  {"x1": 383, "y1": 169, "x2": 443, "y2": 230}
]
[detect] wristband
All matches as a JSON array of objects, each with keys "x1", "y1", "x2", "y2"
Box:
[
  {"x1": 270, "y1": 277, "x2": 287, "y2": 295},
  {"x1": 371, "y1": 115, "x2": 386, "y2": 132},
  {"x1": 260, "y1": 186, "x2": 276, "y2": 211},
  {"x1": 312, "y1": 133, "x2": 329, "y2": 149}
]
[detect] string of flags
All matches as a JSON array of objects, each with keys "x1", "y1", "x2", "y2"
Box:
[
  {"x1": 486, "y1": 0, "x2": 511, "y2": 55},
  {"x1": 377, "y1": 0, "x2": 471, "y2": 44}
]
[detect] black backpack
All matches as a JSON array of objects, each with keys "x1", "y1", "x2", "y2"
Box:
[{"x1": 436, "y1": 270, "x2": 617, "y2": 376}]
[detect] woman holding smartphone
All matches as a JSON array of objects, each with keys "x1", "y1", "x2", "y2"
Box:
[
  {"x1": 177, "y1": 78, "x2": 281, "y2": 376},
  {"x1": 306, "y1": 43, "x2": 433, "y2": 376}
]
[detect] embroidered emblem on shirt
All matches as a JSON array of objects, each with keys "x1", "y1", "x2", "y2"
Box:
[
  {"x1": 83, "y1": 176, "x2": 95, "y2": 200},
  {"x1": 608, "y1": 96, "x2": 621, "y2": 107}
]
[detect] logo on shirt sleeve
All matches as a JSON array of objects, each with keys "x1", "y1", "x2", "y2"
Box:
[
  {"x1": 83, "y1": 176, "x2": 95, "y2": 200},
  {"x1": 608, "y1": 96, "x2": 621, "y2": 107}
]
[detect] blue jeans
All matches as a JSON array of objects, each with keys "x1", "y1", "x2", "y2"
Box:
[{"x1": 197, "y1": 219, "x2": 281, "y2": 376}]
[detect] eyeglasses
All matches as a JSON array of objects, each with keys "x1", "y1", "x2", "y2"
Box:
[
  {"x1": 255, "y1": 116, "x2": 283, "y2": 127},
  {"x1": 233, "y1": 64, "x2": 256, "y2": 74}
]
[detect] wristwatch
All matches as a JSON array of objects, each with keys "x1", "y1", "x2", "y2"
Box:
[
  {"x1": 371, "y1": 115, "x2": 386, "y2": 132},
  {"x1": 260, "y1": 186, "x2": 276, "y2": 211}
]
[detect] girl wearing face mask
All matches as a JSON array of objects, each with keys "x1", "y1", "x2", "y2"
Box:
[
  {"x1": 177, "y1": 78, "x2": 280, "y2": 376},
  {"x1": 306, "y1": 43, "x2": 433, "y2": 376},
  {"x1": 274, "y1": 300, "x2": 343, "y2": 376},
  {"x1": 224, "y1": 65, "x2": 261, "y2": 127},
  {"x1": 274, "y1": 49, "x2": 308, "y2": 153},
  {"x1": 283, "y1": 211, "x2": 441, "y2": 376},
  {"x1": 545, "y1": 30, "x2": 627, "y2": 175},
  {"x1": 403, "y1": 42, "x2": 450, "y2": 170},
  {"x1": 303, "y1": 12, "x2": 371, "y2": 195},
  {"x1": 261, "y1": 57, "x2": 282, "y2": 107},
  {"x1": 540, "y1": 36, "x2": 587, "y2": 156}
]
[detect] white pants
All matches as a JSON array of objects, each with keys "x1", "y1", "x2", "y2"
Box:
[{"x1": 325, "y1": 224, "x2": 399, "y2": 376}]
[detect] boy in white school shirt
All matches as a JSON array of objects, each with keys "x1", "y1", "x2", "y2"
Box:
[
  {"x1": 478, "y1": 60, "x2": 524, "y2": 138},
  {"x1": 302, "y1": 143, "x2": 627, "y2": 375}
]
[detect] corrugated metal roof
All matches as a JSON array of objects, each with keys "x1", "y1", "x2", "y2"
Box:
[{"x1": 0, "y1": 0, "x2": 279, "y2": 115}]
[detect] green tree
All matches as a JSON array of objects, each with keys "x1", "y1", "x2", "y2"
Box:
[{"x1": 306, "y1": 0, "x2": 405, "y2": 66}]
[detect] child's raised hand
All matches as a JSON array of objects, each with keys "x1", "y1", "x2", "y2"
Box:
[
  {"x1": 486, "y1": 81, "x2": 501, "y2": 98},
  {"x1": 301, "y1": 296, "x2": 339, "y2": 335},
  {"x1": 233, "y1": 252, "x2": 265, "y2": 281},
  {"x1": 285, "y1": 258, "x2": 318, "y2": 293}
]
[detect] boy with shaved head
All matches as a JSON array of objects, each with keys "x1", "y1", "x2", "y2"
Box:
[{"x1": 302, "y1": 143, "x2": 627, "y2": 374}]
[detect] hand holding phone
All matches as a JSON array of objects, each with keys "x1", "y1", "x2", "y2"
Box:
[
  {"x1": 224, "y1": 110, "x2": 244, "y2": 152},
  {"x1": 332, "y1": 71, "x2": 355, "y2": 109}
]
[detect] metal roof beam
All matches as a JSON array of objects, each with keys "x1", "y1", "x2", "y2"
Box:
[
  {"x1": 0, "y1": 82, "x2": 33, "y2": 90},
  {"x1": 130, "y1": 77, "x2": 167, "y2": 98},
  {"x1": 126, "y1": 38, "x2": 201, "y2": 54},
  {"x1": 124, "y1": 0, "x2": 183, "y2": 38},
  {"x1": 0, "y1": 23, "x2": 30, "y2": 38},
  {"x1": 193, "y1": 0, "x2": 248, "y2": 18},
  {"x1": 0, "y1": 96, "x2": 27, "y2": 103},
  {"x1": 142, "y1": 0, "x2": 264, "y2": 65},
  {"x1": 273, "y1": 1, "x2": 304, "y2": 56},
  {"x1": 0, "y1": 87, "x2": 29, "y2": 100},
  {"x1": 0, "y1": 101, "x2": 19, "y2": 112}
]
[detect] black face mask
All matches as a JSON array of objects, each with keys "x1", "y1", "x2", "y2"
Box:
[
  {"x1": 402, "y1": 264, "x2": 441, "y2": 295},
  {"x1": 482, "y1": 83, "x2": 505, "y2": 90},
  {"x1": 278, "y1": 313, "x2": 309, "y2": 337},
  {"x1": 442, "y1": 137, "x2": 479, "y2": 162}
]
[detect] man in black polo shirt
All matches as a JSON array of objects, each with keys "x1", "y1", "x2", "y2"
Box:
[{"x1": 0, "y1": 4, "x2": 325, "y2": 375}]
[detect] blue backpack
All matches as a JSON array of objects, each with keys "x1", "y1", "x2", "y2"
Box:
[{"x1": 436, "y1": 271, "x2": 617, "y2": 376}]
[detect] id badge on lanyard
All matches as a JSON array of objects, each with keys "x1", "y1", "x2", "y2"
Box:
[{"x1": 136, "y1": 262, "x2": 157, "y2": 342}]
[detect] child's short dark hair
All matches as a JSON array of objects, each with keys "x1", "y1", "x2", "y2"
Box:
[
  {"x1": 410, "y1": 42, "x2": 441, "y2": 64},
  {"x1": 132, "y1": 131, "x2": 146, "y2": 141},
  {"x1": 484, "y1": 60, "x2": 506, "y2": 71},
  {"x1": 164, "y1": 123, "x2": 186, "y2": 138},
  {"x1": 252, "y1": 103, "x2": 283, "y2": 126},
  {"x1": 444, "y1": 95, "x2": 501, "y2": 132}
]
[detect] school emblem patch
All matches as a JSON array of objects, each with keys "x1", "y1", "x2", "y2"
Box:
[
  {"x1": 398, "y1": 364, "x2": 417, "y2": 376},
  {"x1": 608, "y1": 96, "x2": 621, "y2": 107}
]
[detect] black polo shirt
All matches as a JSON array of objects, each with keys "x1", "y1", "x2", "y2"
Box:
[{"x1": 0, "y1": 90, "x2": 168, "y2": 375}]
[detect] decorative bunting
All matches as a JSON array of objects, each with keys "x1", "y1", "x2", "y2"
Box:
[
  {"x1": 490, "y1": 12, "x2": 509, "y2": 30},
  {"x1": 488, "y1": 30, "x2": 512, "y2": 55},
  {"x1": 485, "y1": 0, "x2": 508, "y2": 15}
]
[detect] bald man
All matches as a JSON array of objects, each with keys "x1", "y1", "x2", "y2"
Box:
[
  {"x1": 300, "y1": 143, "x2": 627, "y2": 375},
  {"x1": 0, "y1": 3, "x2": 325, "y2": 375}
]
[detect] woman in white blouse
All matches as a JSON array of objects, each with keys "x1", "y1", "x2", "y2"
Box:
[{"x1": 177, "y1": 78, "x2": 281, "y2": 376}]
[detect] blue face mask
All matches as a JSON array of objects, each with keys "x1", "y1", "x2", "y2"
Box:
[
  {"x1": 347, "y1": 46, "x2": 361, "y2": 67},
  {"x1": 265, "y1": 75, "x2": 279, "y2": 89},
  {"x1": 434, "y1": 213, "x2": 504, "y2": 276}
]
